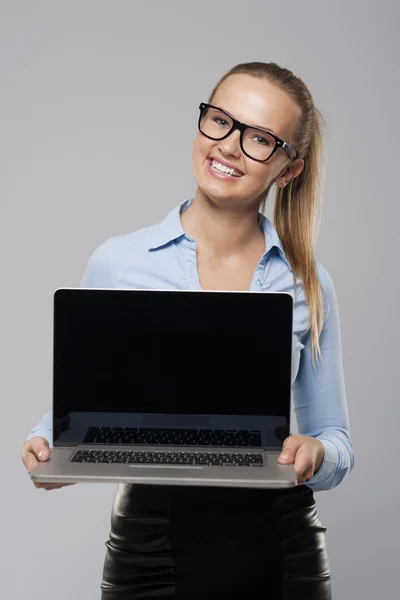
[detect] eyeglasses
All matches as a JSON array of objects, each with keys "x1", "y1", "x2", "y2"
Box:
[{"x1": 198, "y1": 102, "x2": 298, "y2": 163}]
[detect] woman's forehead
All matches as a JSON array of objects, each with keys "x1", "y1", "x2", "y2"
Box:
[{"x1": 212, "y1": 74, "x2": 301, "y2": 136}]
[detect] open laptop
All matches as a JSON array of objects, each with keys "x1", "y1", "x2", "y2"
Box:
[{"x1": 31, "y1": 288, "x2": 297, "y2": 488}]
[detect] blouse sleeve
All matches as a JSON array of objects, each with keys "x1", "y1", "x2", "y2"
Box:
[{"x1": 293, "y1": 264, "x2": 355, "y2": 492}]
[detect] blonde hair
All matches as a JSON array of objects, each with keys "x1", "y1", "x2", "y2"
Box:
[{"x1": 208, "y1": 62, "x2": 326, "y2": 364}]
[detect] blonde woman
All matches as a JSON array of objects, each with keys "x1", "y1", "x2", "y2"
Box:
[{"x1": 22, "y1": 62, "x2": 354, "y2": 599}]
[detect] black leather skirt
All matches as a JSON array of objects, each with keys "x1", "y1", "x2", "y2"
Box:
[{"x1": 100, "y1": 483, "x2": 331, "y2": 599}]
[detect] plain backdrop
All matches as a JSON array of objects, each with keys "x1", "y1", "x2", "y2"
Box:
[{"x1": 1, "y1": 1, "x2": 399, "y2": 598}]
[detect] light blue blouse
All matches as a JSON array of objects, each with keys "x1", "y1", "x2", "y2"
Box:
[{"x1": 27, "y1": 198, "x2": 354, "y2": 492}]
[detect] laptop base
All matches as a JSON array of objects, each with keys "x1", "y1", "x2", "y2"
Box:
[{"x1": 31, "y1": 446, "x2": 297, "y2": 489}]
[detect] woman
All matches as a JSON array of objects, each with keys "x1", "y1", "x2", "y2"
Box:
[{"x1": 21, "y1": 61, "x2": 354, "y2": 599}]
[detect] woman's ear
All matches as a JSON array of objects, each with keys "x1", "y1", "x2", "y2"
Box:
[{"x1": 277, "y1": 158, "x2": 304, "y2": 188}]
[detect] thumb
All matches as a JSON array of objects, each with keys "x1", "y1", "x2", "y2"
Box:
[
  {"x1": 278, "y1": 436, "x2": 300, "y2": 463},
  {"x1": 31, "y1": 437, "x2": 50, "y2": 461}
]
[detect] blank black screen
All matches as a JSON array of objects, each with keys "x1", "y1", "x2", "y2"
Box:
[{"x1": 53, "y1": 289, "x2": 293, "y2": 421}]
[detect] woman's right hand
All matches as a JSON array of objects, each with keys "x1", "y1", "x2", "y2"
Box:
[{"x1": 21, "y1": 436, "x2": 75, "y2": 490}]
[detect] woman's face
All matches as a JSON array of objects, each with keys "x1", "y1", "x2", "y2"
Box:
[{"x1": 192, "y1": 73, "x2": 304, "y2": 210}]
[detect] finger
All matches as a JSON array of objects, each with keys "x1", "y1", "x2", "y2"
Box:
[
  {"x1": 24, "y1": 449, "x2": 40, "y2": 475},
  {"x1": 278, "y1": 438, "x2": 301, "y2": 464},
  {"x1": 277, "y1": 448, "x2": 296, "y2": 463},
  {"x1": 293, "y1": 446, "x2": 314, "y2": 483},
  {"x1": 22, "y1": 438, "x2": 50, "y2": 464},
  {"x1": 33, "y1": 482, "x2": 56, "y2": 489},
  {"x1": 27, "y1": 441, "x2": 50, "y2": 474},
  {"x1": 295, "y1": 468, "x2": 312, "y2": 485},
  {"x1": 42, "y1": 483, "x2": 74, "y2": 491},
  {"x1": 30, "y1": 438, "x2": 50, "y2": 461}
]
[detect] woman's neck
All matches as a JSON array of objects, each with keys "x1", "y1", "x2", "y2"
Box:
[{"x1": 181, "y1": 190, "x2": 265, "y2": 258}]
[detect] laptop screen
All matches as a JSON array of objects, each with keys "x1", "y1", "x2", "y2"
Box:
[{"x1": 53, "y1": 289, "x2": 293, "y2": 448}]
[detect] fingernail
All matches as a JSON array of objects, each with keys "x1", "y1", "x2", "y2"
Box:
[
  {"x1": 280, "y1": 454, "x2": 290, "y2": 461},
  {"x1": 38, "y1": 451, "x2": 43, "y2": 459}
]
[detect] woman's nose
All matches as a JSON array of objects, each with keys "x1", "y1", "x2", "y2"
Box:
[{"x1": 217, "y1": 129, "x2": 241, "y2": 158}]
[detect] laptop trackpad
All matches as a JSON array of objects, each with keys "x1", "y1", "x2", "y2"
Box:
[
  {"x1": 142, "y1": 415, "x2": 211, "y2": 428},
  {"x1": 129, "y1": 464, "x2": 204, "y2": 470}
]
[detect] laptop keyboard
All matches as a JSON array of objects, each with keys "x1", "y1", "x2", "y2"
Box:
[
  {"x1": 82, "y1": 426, "x2": 262, "y2": 447},
  {"x1": 71, "y1": 449, "x2": 264, "y2": 467}
]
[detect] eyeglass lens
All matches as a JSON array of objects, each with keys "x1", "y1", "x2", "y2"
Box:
[{"x1": 199, "y1": 106, "x2": 276, "y2": 161}]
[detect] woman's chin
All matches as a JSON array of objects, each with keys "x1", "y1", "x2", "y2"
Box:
[
  {"x1": 196, "y1": 177, "x2": 241, "y2": 203},
  {"x1": 199, "y1": 187, "x2": 237, "y2": 204}
]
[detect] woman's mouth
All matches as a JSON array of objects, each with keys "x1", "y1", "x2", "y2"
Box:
[{"x1": 207, "y1": 158, "x2": 244, "y2": 179}]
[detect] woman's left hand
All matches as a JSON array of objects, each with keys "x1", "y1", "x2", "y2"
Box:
[{"x1": 277, "y1": 434, "x2": 325, "y2": 485}]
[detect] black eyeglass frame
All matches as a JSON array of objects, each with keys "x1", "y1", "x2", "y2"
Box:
[{"x1": 198, "y1": 102, "x2": 298, "y2": 162}]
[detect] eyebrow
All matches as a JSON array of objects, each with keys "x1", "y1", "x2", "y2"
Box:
[
  {"x1": 219, "y1": 105, "x2": 278, "y2": 137},
  {"x1": 254, "y1": 123, "x2": 278, "y2": 136}
]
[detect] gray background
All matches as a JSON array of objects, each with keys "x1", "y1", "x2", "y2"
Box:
[{"x1": 1, "y1": 0, "x2": 399, "y2": 598}]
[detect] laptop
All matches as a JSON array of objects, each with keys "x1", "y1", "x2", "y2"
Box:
[{"x1": 31, "y1": 288, "x2": 297, "y2": 488}]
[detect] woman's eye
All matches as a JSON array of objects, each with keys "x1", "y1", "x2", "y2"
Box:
[
  {"x1": 215, "y1": 118, "x2": 229, "y2": 127},
  {"x1": 253, "y1": 135, "x2": 269, "y2": 145}
]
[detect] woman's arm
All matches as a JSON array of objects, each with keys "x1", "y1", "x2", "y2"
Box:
[{"x1": 293, "y1": 264, "x2": 355, "y2": 492}]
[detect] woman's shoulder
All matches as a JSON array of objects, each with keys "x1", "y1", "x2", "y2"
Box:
[
  {"x1": 81, "y1": 221, "x2": 167, "y2": 287},
  {"x1": 88, "y1": 221, "x2": 166, "y2": 263},
  {"x1": 315, "y1": 263, "x2": 337, "y2": 298},
  {"x1": 316, "y1": 262, "x2": 333, "y2": 288},
  {"x1": 88, "y1": 202, "x2": 184, "y2": 265},
  {"x1": 315, "y1": 263, "x2": 340, "y2": 322}
]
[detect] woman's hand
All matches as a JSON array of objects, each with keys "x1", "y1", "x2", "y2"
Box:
[
  {"x1": 278, "y1": 434, "x2": 325, "y2": 485},
  {"x1": 21, "y1": 437, "x2": 75, "y2": 490}
]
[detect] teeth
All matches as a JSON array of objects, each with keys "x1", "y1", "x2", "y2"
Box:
[{"x1": 211, "y1": 160, "x2": 242, "y2": 177}]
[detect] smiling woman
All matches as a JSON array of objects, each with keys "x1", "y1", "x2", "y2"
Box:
[
  {"x1": 187, "y1": 65, "x2": 324, "y2": 354},
  {"x1": 22, "y1": 61, "x2": 353, "y2": 600},
  {"x1": 192, "y1": 72, "x2": 302, "y2": 201}
]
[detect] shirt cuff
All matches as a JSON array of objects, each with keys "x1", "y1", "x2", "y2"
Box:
[{"x1": 304, "y1": 437, "x2": 339, "y2": 492}]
